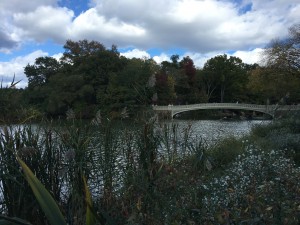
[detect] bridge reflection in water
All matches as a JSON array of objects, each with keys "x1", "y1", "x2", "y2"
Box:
[{"x1": 152, "y1": 103, "x2": 300, "y2": 119}]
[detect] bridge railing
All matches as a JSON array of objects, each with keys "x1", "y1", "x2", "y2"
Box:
[
  {"x1": 153, "y1": 103, "x2": 266, "y2": 110},
  {"x1": 152, "y1": 103, "x2": 300, "y2": 111}
]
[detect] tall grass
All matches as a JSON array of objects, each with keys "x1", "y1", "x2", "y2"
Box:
[
  {"x1": 0, "y1": 114, "x2": 299, "y2": 224},
  {"x1": 0, "y1": 123, "x2": 63, "y2": 224}
]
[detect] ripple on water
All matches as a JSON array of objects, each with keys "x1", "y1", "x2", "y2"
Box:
[{"x1": 167, "y1": 119, "x2": 271, "y2": 145}]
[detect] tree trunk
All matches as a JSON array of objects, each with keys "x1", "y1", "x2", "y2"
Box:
[{"x1": 220, "y1": 86, "x2": 225, "y2": 103}]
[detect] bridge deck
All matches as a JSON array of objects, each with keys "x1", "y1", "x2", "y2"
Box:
[{"x1": 152, "y1": 103, "x2": 300, "y2": 118}]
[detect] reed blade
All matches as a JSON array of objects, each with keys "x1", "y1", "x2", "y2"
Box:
[{"x1": 17, "y1": 157, "x2": 67, "y2": 225}]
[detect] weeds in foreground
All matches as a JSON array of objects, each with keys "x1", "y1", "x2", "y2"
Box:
[
  {"x1": 0, "y1": 124, "x2": 63, "y2": 224},
  {"x1": 0, "y1": 116, "x2": 300, "y2": 224}
]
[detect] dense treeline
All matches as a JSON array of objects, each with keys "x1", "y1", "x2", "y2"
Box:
[{"x1": 1, "y1": 24, "x2": 299, "y2": 121}]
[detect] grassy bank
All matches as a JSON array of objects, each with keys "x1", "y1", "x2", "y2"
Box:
[{"x1": 0, "y1": 113, "x2": 299, "y2": 224}]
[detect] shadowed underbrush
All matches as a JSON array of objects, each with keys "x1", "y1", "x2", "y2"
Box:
[{"x1": 0, "y1": 114, "x2": 299, "y2": 224}]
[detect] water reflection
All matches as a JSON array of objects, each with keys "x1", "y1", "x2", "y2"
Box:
[{"x1": 165, "y1": 119, "x2": 271, "y2": 145}]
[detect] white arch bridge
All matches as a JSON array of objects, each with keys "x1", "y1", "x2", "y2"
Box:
[{"x1": 152, "y1": 103, "x2": 300, "y2": 119}]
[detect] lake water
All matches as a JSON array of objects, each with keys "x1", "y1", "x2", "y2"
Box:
[
  {"x1": 162, "y1": 119, "x2": 271, "y2": 145},
  {"x1": 0, "y1": 119, "x2": 270, "y2": 143}
]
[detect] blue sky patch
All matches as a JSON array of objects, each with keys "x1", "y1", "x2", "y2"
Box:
[
  {"x1": 58, "y1": 0, "x2": 89, "y2": 16},
  {"x1": 239, "y1": 3, "x2": 253, "y2": 14}
]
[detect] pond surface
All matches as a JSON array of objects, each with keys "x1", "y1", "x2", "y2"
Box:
[
  {"x1": 164, "y1": 119, "x2": 271, "y2": 145},
  {"x1": 0, "y1": 119, "x2": 271, "y2": 147}
]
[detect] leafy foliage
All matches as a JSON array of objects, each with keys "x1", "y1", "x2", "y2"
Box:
[{"x1": 202, "y1": 54, "x2": 248, "y2": 103}]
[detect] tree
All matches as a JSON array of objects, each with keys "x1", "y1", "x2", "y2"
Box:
[
  {"x1": 197, "y1": 68, "x2": 218, "y2": 102},
  {"x1": 248, "y1": 66, "x2": 300, "y2": 104},
  {"x1": 263, "y1": 24, "x2": 300, "y2": 76},
  {"x1": 61, "y1": 39, "x2": 106, "y2": 65},
  {"x1": 46, "y1": 72, "x2": 85, "y2": 116},
  {"x1": 57, "y1": 40, "x2": 128, "y2": 117},
  {"x1": 170, "y1": 54, "x2": 180, "y2": 68},
  {"x1": 179, "y1": 56, "x2": 196, "y2": 87},
  {"x1": 0, "y1": 87, "x2": 25, "y2": 122},
  {"x1": 169, "y1": 56, "x2": 198, "y2": 104},
  {"x1": 258, "y1": 23, "x2": 300, "y2": 103},
  {"x1": 202, "y1": 54, "x2": 248, "y2": 103},
  {"x1": 23, "y1": 40, "x2": 130, "y2": 118},
  {"x1": 97, "y1": 58, "x2": 156, "y2": 115},
  {"x1": 155, "y1": 71, "x2": 176, "y2": 105},
  {"x1": 24, "y1": 56, "x2": 61, "y2": 88},
  {"x1": 154, "y1": 55, "x2": 181, "y2": 104},
  {"x1": 24, "y1": 57, "x2": 61, "y2": 111}
]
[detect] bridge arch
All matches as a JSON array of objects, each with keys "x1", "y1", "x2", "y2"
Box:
[
  {"x1": 153, "y1": 103, "x2": 300, "y2": 119},
  {"x1": 171, "y1": 106, "x2": 274, "y2": 119}
]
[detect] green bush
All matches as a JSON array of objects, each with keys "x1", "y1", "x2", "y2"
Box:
[
  {"x1": 250, "y1": 116, "x2": 300, "y2": 165},
  {"x1": 208, "y1": 136, "x2": 244, "y2": 168}
]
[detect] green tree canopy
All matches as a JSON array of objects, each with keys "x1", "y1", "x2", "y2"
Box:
[
  {"x1": 202, "y1": 54, "x2": 248, "y2": 103},
  {"x1": 25, "y1": 56, "x2": 61, "y2": 89}
]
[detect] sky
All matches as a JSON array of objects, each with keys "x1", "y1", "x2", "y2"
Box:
[{"x1": 0, "y1": 0, "x2": 299, "y2": 88}]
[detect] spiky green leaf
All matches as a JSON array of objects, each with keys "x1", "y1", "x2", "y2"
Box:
[{"x1": 17, "y1": 157, "x2": 67, "y2": 225}]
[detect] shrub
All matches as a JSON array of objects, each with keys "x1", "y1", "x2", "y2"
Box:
[
  {"x1": 208, "y1": 136, "x2": 244, "y2": 169},
  {"x1": 200, "y1": 146, "x2": 300, "y2": 224},
  {"x1": 250, "y1": 117, "x2": 300, "y2": 165}
]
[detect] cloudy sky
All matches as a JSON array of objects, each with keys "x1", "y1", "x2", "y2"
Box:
[{"x1": 0, "y1": 0, "x2": 299, "y2": 88}]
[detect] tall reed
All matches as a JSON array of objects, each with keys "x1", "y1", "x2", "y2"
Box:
[
  {"x1": 0, "y1": 123, "x2": 63, "y2": 224},
  {"x1": 0, "y1": 118, "x2": 216, "y2": 225}
]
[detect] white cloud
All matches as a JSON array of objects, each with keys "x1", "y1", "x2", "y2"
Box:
[
  {"x1": 52, "y1": 52, "x2": 63, "y2": 61},
  {"x1": 69, "y1": 8, "x2": 146, "y2": 45},
  {"x1": 84, "y1": 0, "x2": 300, "y2": 52},
  {"x1": 2, "y1": 0, "x2": 299, "y2": 53},
  {"x1": 185, "y1": 52, "x2": 221, "y2": 68},
  {"x1": 152, "y1": 53, "x2": 170, "y2": 64},
  {"x1": 0, "y1": 0, "x2": 57, "y2": 13},
  {"x1": 13, "y1": 6, "x2": 74, "y2": 43},
  {"x1": 120, "y1": 49, "x2": 150, "y2": 59},
  {"x1": 0, "y1": 50, "x2": 48, "y2": 88},
  {"x1": 287, "y1": 3, "x2": 300, "y2": 21},
  {"x1": 0, "y1": 0, "x2": 59, "y2": 51},
  {"x1": 91, "y1": 0, "x2": 170, "y2": 22},
  {"x1": 232, "y1": 48, "x2": 264, "y2": 65}
]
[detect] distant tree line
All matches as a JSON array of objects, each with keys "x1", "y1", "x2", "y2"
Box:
[{"x1": 0, "y1": 24, "x2": 299, "y2": 121}]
